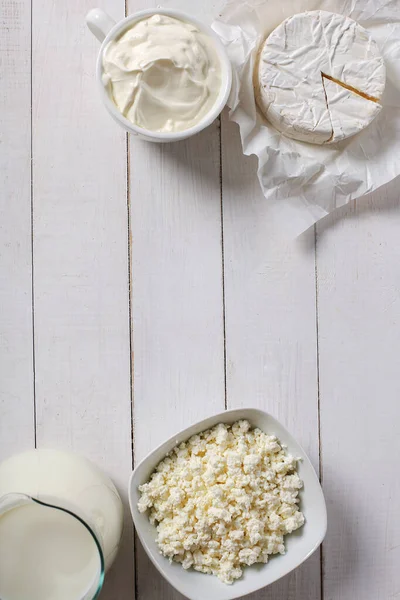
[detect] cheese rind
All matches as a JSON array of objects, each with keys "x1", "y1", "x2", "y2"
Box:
[
  {"x1": 256, "y1": 11, "x2": 386, "y2": 145},
  {"x1": 322, "y1": 78, "x2": 382, "y2": 142}
]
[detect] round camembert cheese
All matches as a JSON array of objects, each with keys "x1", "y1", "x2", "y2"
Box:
[{"x1": 256, "y1": 11, "x2": 386, "y2": 144}]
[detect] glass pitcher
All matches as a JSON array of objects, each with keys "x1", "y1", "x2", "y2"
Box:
[{"x1": 0, "y1": 450, "x2": 123, "y2": 600}]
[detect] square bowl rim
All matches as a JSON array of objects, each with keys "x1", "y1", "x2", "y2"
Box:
[{"x1": 129, "y1": 407, "x2": 327, "y2": 600}]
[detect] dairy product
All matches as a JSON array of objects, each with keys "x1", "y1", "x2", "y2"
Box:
[
  {"x1": 323, "y1": 77, "x2": 382, "y2": 142},
  {"x1": 0, "y1": 502, "x2": 100, "y2": 600},
  {"x1": 0, "y1": 450, "x2": 123, "y2": 571},
  {"x1": 102, "y1": 14, "x2": 222, "y2": 133},
  {"x1": 256, "y1": 11, "x2": 386, "y2": 144},
  {"x1": 138, "y1": 420, "x2": 304, "y2": 584}
]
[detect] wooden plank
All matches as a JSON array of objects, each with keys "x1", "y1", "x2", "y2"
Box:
[
  {"x1": 0, "y1": 0, "x2": 35, "y2": 458},
  {"x1": 221, "y1": 114, "x2": 321, "y2": 599},
  {"x1": 129, "y1": 125, "x2": 225, "y2": 459},
  {"x1": 130, "y1": 125, "x2": 225, "y2": 600},
  {"x1": 127, "y1": 6, "x2": 226, "y2": 599},
  {"x1": 317, "y1": 183, "x2": 400, "y2": 600},
  {"x1": 31, "y1": 1, "x2": 133, "y2": 597}
]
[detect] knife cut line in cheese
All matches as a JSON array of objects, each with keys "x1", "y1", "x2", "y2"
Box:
[
  {"x1": 320, "y1": 73, "x2": 334, "y2": 144},
  {"x1": 256, "y1": 10, "x2": 386, "y2": 144},
  {"x1": 320, "y1": 71, "x2": 382, "y2": 144},
  {"x1": 321, "y1": 73, "x2": 381, "y2": 104}
]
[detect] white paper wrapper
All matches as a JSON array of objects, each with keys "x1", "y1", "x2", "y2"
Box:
[{"x1": 212, "y1": 0, "x2": 400, "y2": 236}]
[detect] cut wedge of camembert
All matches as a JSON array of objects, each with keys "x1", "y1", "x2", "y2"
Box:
[{"x1": 256, "y1": 11, "x2": 386, "y2": 145}]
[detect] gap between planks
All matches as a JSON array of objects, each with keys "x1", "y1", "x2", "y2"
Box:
[
  {"x1": 314, "y1": 223, "x2": 324, "y2": 600},
  {"x1": 30, "y1": 0, "x2": 37, "y2": 449},
  {"x1": 219, "y1": 116, "x2": 228, "y2": 411},
  {"x1": 126, "y1": 132, "x2": 138, "y2": 600}
]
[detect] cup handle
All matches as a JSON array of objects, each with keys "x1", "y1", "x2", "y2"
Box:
[{"x1": 86, "y1": 8, "x2": 116, "y2": 42}]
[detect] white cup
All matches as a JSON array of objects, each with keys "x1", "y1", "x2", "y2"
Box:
[{"x1": 86, "y1": 8, "x2": 232, "y2": 143}]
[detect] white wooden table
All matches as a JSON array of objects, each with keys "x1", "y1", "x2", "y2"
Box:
[{"x1": 1, "y1": 0, "x2": 400, "y2": 598}]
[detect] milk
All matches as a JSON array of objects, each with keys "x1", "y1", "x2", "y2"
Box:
[
  {"x1": 0, "y1": 502, "x2": 101, "y2": 600},
  {"x1": 0, "y1": 449, "x2": 123, "y2": 571}
]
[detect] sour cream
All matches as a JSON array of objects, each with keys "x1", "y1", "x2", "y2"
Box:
[{"x1": 102, "y1": 14, "x2": 222, "y2": 133}]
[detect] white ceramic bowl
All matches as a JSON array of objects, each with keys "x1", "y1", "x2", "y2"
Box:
[
  {"x1": 86, "y1": 8, "x2": 232, "y2": 143},
  {"x1": 129, "y1": 408, "x2": 327, "y2": 600}
]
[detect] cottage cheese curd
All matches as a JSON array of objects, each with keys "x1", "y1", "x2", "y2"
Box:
[
  {"x1": 138, "y1": 420, "x2": 304, "y2": 584},
  {"x1": 102, "y1": 14, "x2": 222, "y2": 133}
]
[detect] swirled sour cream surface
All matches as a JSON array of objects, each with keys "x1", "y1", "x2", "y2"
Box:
[{"x1": 102, "y1": 14, "x2": 222, "y2": 133}]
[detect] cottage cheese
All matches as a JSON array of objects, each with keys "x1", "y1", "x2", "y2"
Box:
[{"x1": 138, "y1": 420, "x2": 304, "y2": 584}]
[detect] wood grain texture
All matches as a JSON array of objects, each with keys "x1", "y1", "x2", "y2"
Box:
[
  {"x1": 317, "y1": 182, "x2": 400, "y2": 600},
  {"x1": 3, "y1": 1, "x2": 400, "y2": 600},
  {"x1": 127, "y1": 6, "x2": 225, "y2": 598},
  {"x1": 0, "y1": 0, "x2": 35, "y2": 458},
  {"x1": 221, "y1": 114, "x2": 321, "y2": 599},
  {"x1": 31, "y1": 1, "x2": 134, "y2": 597},
  {"x1": 129, "y1": 124, "x2": 225, "y2": 600},
  {"x1": 129, "y1": 125, "x2": 225, "y2": 459}
]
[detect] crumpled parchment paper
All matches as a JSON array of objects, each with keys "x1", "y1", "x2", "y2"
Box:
[{"x1": 212, "y1": 0, "x2": 400, "y2": 236}]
